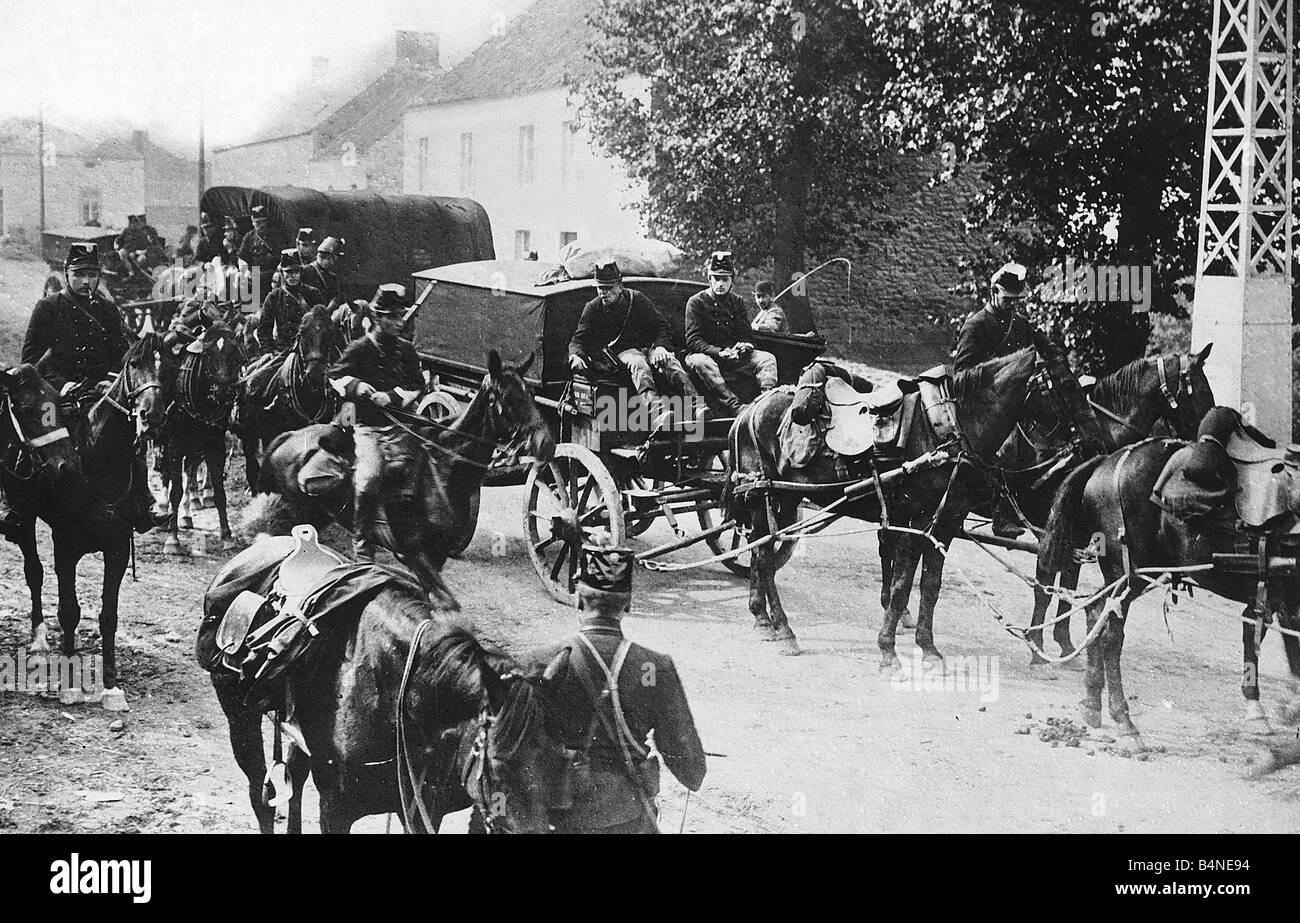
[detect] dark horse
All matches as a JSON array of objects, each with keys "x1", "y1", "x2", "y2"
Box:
[
  {"x1": 9, "y1": 334, "x2": 167, "y2": 705},
  {"x1": 253, "y1": 350, "x2": 555, "y2": 590},
  {"x1": 1036, "y1": 410, "x2": 1300, "y2": 749},
  {"x1": 726, "y1": 346, "x2": 1075, "y2": 659},
  {"x1": 1022, "y1": 348, "x2": 1215, "y2": 666},
  {"x1": 202, "y1": 535, "x2": 569, "y2": 833},
  {"x1": 161, "y1": 321, "x2": 246, "y2": 555},
  {"x1": 238, "y1": 304, "x2": 341, "y2": 490}
]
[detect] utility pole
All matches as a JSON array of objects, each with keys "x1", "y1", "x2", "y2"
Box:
[
  {"x1": 1192, "y1": 0, "x2": 1294, "y2": 440},
  {"x1": 198, "y1": 55, "x2": 206, "y2": 209},
  {"x1": 38, "y1": 103, "x2": 46, "y2": 233}
]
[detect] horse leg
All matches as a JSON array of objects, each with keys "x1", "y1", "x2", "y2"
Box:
[
  {"x1": 877, "y1": 529, "x2": 914, "y2": 631},
  {"x1": 242, "y1": 424, "x2": 261, "y2": 491},
  {"x1": 748, "y1": 523, "x2": 774, "y2": 640},
  {"x1": 1241, "y1": 606, "x2": 1273, "y2": 734},
  {"x1": 208, "y1": 444, "x2": 234, "y2": 547},
  {"x1": 1274, "y1": 597, "x2": 1300, "y2": 727},
  {"x1": 164, "y1": 450, "x2": 185, "y2": 555},
  {"x1": 1029, "y1": 560, "x2": 1083, "y2": 670},
  {"x1": 757, "y1": 543, "x2": 799, "y2": 655},
  {"x1": 285, "y1": 745, "x2": 312, "y2": 835},
  {"x1": 20, "y1": 513, "x2": 47, "y2": 652},
  {"x1": 317, "y1": 787, "x2": 358, "y2": 835},
  {"x1": 1101, "y1": 593, "x2": 1143, "y2": 750},
  {"x1": 1080, "y1": 601, "x2": 1105, "y2": 729},
  {"x1": 912, "y1": 539, "x2": 948, "y2": 666},
  {"x1": 97, "y1": 537, "x2": 129, "y2": 707},
  {"x1": 878, "y1": 531, "x2": 921, "y2": 674},
  {"x1": 52, "y1": 537, "x2": 81, "y2": 658},
  {"x1": 212, "y1": 675, "x2": 275, "y2": 833}
]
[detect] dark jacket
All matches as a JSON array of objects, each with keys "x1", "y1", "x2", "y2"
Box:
[
  {"x1": 301, "y1": 261, "x2": 342, "y2": 308},
  {"x1": 238, "y1": 227, "x2": 283, "y2": 278},
  {"x1": 257, "y1": 284, "x2": 325, "y2": 350},
  {"x1": 194, "y1": 235, "x2": 232, "y2": 266},
  {"x1": 328, "y1": 332, "x2": 422, "y2": 426},
  {"x1": 569, "y1": 289, "x2": 674, "y2": 361},
  {"x1": 951, "y1": 306, "x2": 1036, "y2": 372},
  {"x1": 22, "y1": 290, "x2": 129, "y2": 391},
  {"x1": 685, "y1": 290, "x2": 752, "y2": 360},
  {"x1": 527, "y1": 617, "x2": 706, "y2": 831}
]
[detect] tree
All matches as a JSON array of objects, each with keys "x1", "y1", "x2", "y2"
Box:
[
  {"x1": 871, "y1": 0, "x2": 1212, "y2": 371},
  {"x1": 571, "y1": 0, "x2": 892, "y2": 287}
]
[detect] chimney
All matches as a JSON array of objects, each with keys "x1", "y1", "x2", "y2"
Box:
[
  {"x1": 132, "y1": 129, "x2": 148, "y2": 152},
  {"x1": 395, "y1": 31, "x2": 439, "y2": 70},
  {"x1": 310, "y1": 56, "x2": 330, "y2": 81}
]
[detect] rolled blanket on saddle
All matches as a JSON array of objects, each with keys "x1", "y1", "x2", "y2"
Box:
[
  {"x1": 780, "y1": 361, "x2": 874, "y2": 469},
  {"x1": 1153, "y1": 406, "x2": 1237, "y2": 523}
]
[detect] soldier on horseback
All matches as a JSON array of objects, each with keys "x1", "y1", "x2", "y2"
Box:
[
  {"x1": 1, "y1": 243, "x2": 162, "y2": 538},
  {"x1": 256, "y1": 249, "x2": 326, "y2": 352},
  {"x1": 951, "y1": 261, "x2": 1037, "y2": 372},
  {"x1": 327, "y1": 285, "x2": 422, "y2": 561},
  {"x1": 526, "y1": 541, "x2": 706, "y2": 834},
  {"x1": 303, "y1": 236, "x2": 346, "y2": 311},
  {"x1": 684, "y1": 251, "x2": 778, "y2": 413},
  {"x1": 239, "y1": 205, "x2": 284, "y2": 281},
  {"x1": 294, "y1": 228, "x2": 317, "y2": 266},
  {"x1": 164, "y1": 284, "x2": 231, "y2": 357},
  {"x1": 193, "y1": 212, "x2": 225, "y2": 265}
]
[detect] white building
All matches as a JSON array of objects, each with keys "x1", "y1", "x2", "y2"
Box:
[{"x1": 402, "y1": 0, "x2": 645, "y2": 262}]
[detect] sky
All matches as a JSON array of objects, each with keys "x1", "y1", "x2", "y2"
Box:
[{"x1": 0, "y1": 0, "x2": 532, "y2": 153}]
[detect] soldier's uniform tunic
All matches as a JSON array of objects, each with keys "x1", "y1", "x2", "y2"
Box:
[
  {"x1": 256, "y1": 283, "x2": 325, "y2": 352},
  {"x1": 684, "y1": 289, "x2": 778, "y2": 409},
  {"x1": 950, "y1": 306, "x2": 1036, "y2": 372},
  {"x1": 22, "y1": 290, "x2": 129, "y2": 391}
]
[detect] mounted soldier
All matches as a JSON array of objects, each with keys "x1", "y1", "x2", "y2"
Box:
[
  {"x1": 6, "y1": 243, "x2": 162, "y2": 537},
  {"x1": 525, "y1": 541, "x2": 707, "y2": 834},
  {"x1": 303, "y1": 235, "x2": 346, "y2": 312},
  {"x1": 295, "y1": 227, "x2": 317, "y2": 266},
  {"x1": 193, "y1": 211, "x2": 225, "y2": 265},
  {"x1": 327, "y1": 284, "x2": 423, "y2": 561},
  {"x1": 164, "y1": 284, "x2": 232, "y2": 357},
  {"x1": 255, "y1": 249, "x2": 326, "y2": 353},
  {"x1": 568, "y1": 261, "x2": 697, "y2": 426},
  {"x1": 951, "y1": 261, "x2": 1037, "y2": 372},
  {"x1": 684, "y1": 251, "x2": 778, "y2": 414},
  {"x1": 239, "y1": 204, "x2": 283, "y2": 283}
]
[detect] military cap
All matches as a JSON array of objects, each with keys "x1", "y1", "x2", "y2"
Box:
[
  {"x1": 297, "y1": 227, "x2": 315, "y2": 243},
  {"x1": 370, "y1": 283, "x2": 409, "y2": 316},
  {"x1": 593, "y1": 261, "x2": 622, "y2": 285},
  {"x1": 278, "y1": 249, "x2": 304, "y2": 270},
  {"x1": 578, "y1": 542, "x2": 634, "y2": 595},
  {"x1": 707, "y1": 251, "x2": 735, "y2": 276},
  {"x1": 317, "y1": 236, "x2": 345, "y2": 255},
  {"x1": 991, "y1": 261, "x2": 1028, "y2": 297},
  {"x1": 65, "y1": 242, "x2": 100, "y2": 271},
  {"x1": 754, "y1": 280, "x2": 775, "y2": 296}
]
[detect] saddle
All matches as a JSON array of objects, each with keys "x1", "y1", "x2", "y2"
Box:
[
  {"x1": 1224, "y1": 425, "x2": 1300, "y2": 530},
  {"x1": 824, "y1": 376, "x2": 878, "y2": 456}
]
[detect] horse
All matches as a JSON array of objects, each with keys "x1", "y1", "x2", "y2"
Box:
[
  {"x1": 160, "y1": 321, "x2": 246, "y2": 554},
  {"x1": 202, "y1": 536, "x2": 569, "y2": 833},
  {"x1": 331, "y1": 299, "x2": 370, "y2": 343},
  {"x1": 725, "y1": 346, "x2": 1080, "y2": 659},
  {"x1": 238, "y1": 304, "x2": 342, "y2": 490},
  {"x1": 252, "y1": 350, "x2": 555, "y2": 593},
  {"x1": 9, "y1": 333, "x2": 167, "y2": 706},
  {"x1": 1022, "y1": 348, "x2": 1215, "y2": 665},
  {"x1": 1035, "y1": 410, "x2": 1300, "y2": 749}
]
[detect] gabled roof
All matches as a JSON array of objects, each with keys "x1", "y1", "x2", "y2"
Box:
[
  {"x1": 313, "y1": 62, "x2": 443, "y2": 159},
  {"x1": 0, "y1": 118, "x2": 95, "y2": 157},
  {"x1": 411, "y1": 0, "x2": 596, "y2": 108}
]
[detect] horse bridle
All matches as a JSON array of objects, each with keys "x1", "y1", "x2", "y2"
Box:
[
  {"x1": 1087, "y1": 354, "x2": 1195, "y2": 440},
  {"x1": 287, "y1": 326, "x2": 338, "y2": 424},
  {"x1": 178, "y1": 330, "x2": 241, "y2": 428},
  {"x1": 1, "y1": 392, "x2": 71, "y2": 480}
]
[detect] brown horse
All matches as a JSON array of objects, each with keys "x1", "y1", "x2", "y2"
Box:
[
  {"x1": 202, "y1": 536, "x2": 569, "y2": 833},
  {"x1": 726, "y1": 346, "x2": 1078, "y2": 659},
  {"x1": 1036, "y1": 410, "x2": 1300, "y2": 749},
  {"x1": 9, "y1": 334, "x2": 167, "y2": 705}
]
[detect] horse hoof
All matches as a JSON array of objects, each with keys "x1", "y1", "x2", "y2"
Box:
[
  {"x1": 162, "y1": 537, "x2": 183, "y2": 555},
  {"x1": 899, "y1": 609, "x2": 916, "y2": 631},
  {"x1": 1244, "y1": 700, "x2": 1274, "y2": 736},
  {"x1": 879, "y1": 654, "x2": 901, "y2": 675},
  {"x1": 776, "y1": 637, "x2": 802, "y2": 656},
  {"x1": 1082, "y1": 707, "x2": 1102, "y2": 729},
  {"x1": 1057, "y1": 655, "x2": 1085, "y2": 672},
  {"x1": 922, "y1": 652, "x2": 944, "y2": 668},
  {"x1": 58, "y1": 686, "x2": 87, "y2": 706},
  {"x1": 179, "y1": 516, "x2": 193, "y2": 530},
  {"x1": 1117, "y1": 731, "x2": 1145, "y2": 753},
  {"x1": 100, "y1": 687, "x2": 129, "y2": 712},
  {"x1": 29, "y1": 623, "x2": 49, "y2": 653},
  {"x1": 752, "y1": 622, "x2": 777, "y2": 641}
]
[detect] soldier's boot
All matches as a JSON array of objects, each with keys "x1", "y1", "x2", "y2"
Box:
[
  {"x1": 992, "y1": 497, "x2": 1026, "y2": 539},
  {"x1": 128, "y1": 455, "x2": 169, "y2": 533},
  {"x1": 353, "y1": 489, "x2": 382, "y2": 562}
]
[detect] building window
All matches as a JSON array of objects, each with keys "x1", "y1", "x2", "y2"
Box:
[
  {"x1": 560, "y1": 121, "x2": 578, "y2": 188},
  {"x1": 459, "y1": 132, "x2": 474, "y2": 195},
  {"x1": 79, "y1": 188, "x2": 101, "y2": 226},
  {"x1": 417, "y1": 137, "x2": 429, "y2": 191},
  {"x1": 560, "y1": 231, "x2": 578, "y2": 250},
  {"x1": 518, "y1": 124, "x2": 535, "y2": 186},
  {"x1": 514, "y1": 230, "x2": 531, "y2": 260}
]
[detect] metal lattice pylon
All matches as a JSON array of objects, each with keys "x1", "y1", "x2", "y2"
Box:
[{"x1": 1196, "y1": 0, "x2": 1294, "y2": 279}]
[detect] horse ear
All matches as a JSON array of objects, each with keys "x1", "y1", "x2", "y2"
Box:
[
  {"x1": 0, "y1": 367, "x2": 18, "y2": 391},
  {"x1": 516, "y1": 351, "x2": 535, "y2": 377},
  {"x1": 487, "y1": 349, "x2": 503, "y2": 379},
  {"x1": 1195, "y1": 342, "x2": 1213, "y2": 365}
]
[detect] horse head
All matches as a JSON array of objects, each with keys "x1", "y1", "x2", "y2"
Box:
[
  {"x1": 482, "y1": 349, "x2": 555, "y2": 464},
  {"x1": 1164, "y1": 343, "x2": 1215, "y2": 439},
  {"x1": 296, "y1": 305, "x2": 338, "y2": 378},
  {"x1": 119, "y1": 331, "x2": 168, "y2": 439},
  {"x1": 197, "y1": 321, "x2": 247, "y2": 407},
  {"x1": 0, "y1": 363, "x2": 84, "y2": 488}
]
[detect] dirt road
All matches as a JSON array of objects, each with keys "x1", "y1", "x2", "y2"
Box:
[{"x1": 1, "y1": 475, "x2": 1297, "y2": 835}]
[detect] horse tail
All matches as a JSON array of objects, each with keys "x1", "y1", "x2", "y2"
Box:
[{"x1": 1038, "y1": 453, "x2": 1107, "y2": 584}]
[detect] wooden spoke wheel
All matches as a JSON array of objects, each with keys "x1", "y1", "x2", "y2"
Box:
[
  {"x1": 447, "y1": 486, "x2": 480, "y2": 559},
  {"x1": 524, "y1": 443, "x2": 626, "y2": 605},
  {"x1": 697, "y1": 454, "x2": 801, "y2": 576}
]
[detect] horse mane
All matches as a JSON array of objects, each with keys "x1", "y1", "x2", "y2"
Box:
[
  {"x1": 125, "y1": 331, "x2": 161, "y2": 367},
  {"x1": 399, "y1": 606, "x2": 519, "y2": 719},
  {"x1": 1089, "y1": 358, "x2": 1149, "y2": 412},
  {"x1": 950, "y1": 347, "x2": 1035, "y2": 405}
]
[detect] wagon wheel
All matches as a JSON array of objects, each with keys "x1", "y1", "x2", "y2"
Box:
[
  {"x1": 447, "y1": 487, "x2": 480, "y2": 559},
  {"x1": 524, "y1": 443, "x2": 626, "y2": 605},
  {"x1": 697, "y1": 455, "x2": 801, "y2": 576}
]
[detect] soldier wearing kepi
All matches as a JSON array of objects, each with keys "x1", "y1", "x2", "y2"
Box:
[
  {"x1": 569, "y1": 261, "x2": 697, "y2": 425},
  {"x1": 526, "y1": 540, "x2": 706, "y2": 834},
  {"x1": 302, "y1": 236, "x2": 346, "y2": 311},
  {"x1": 256, "y1": 249, "x2": 325, "y2": 352},
  {"x1": 7, "y1": 243, "x2": 161, "y2": 536},
  {"x1": 327, "y1": 285, "x2": 422, "y2": 561},
  {"x1": 951, "y1": 261, "x2": 1036, "y2": 372},
  {"x1": 294, "y1": 227, "x2": 317, "y2": 265},
  {"x1": 193, "y1": 212, "x2": 225, "y2": 265},
  {"x1": 239, "y1": 204, "x2": 283, "y2": 282},
  {"x1": 684, "y1": 251, "x2": 778, "y2": 413}
]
